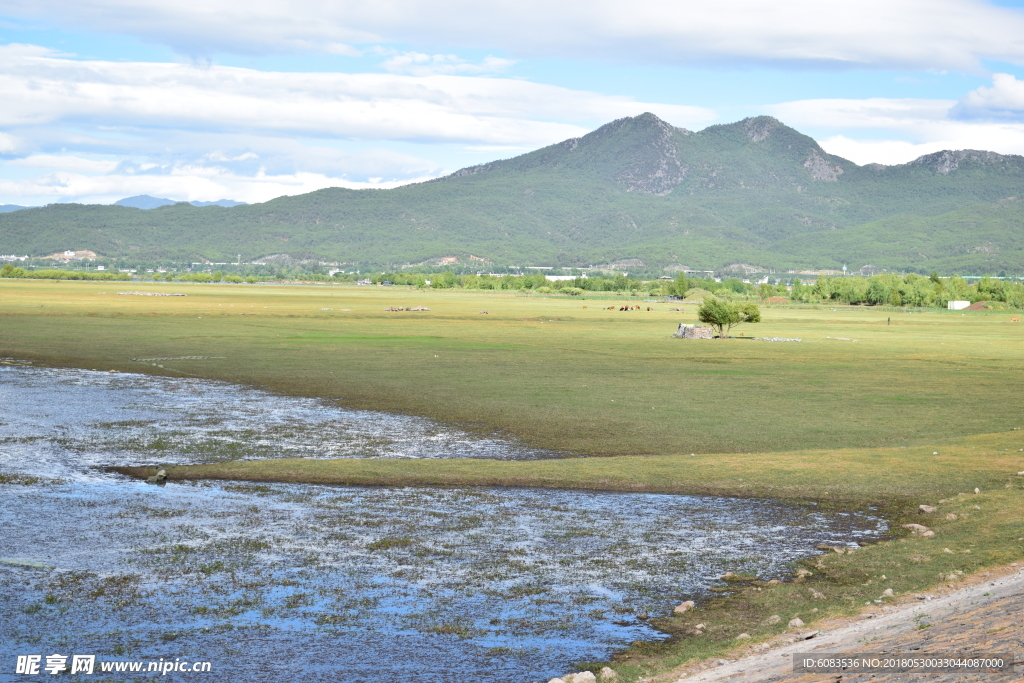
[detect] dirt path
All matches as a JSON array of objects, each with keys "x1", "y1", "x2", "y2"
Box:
[{"x1": 652, "y1": 564, "x2": 1024, "y2": 683}]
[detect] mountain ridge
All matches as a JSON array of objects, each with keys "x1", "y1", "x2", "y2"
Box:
[{"x1": 1, "y1": 113, "x2": 1023, "y2": 273}]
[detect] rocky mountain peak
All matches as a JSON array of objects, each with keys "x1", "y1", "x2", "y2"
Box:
[
  {"x1": 803, "y1": 149, "x2": 844, "y2": 181},
  {"x1": 603, "y1": 114, "x2": 689, "y2": 195},
  {"x1": 742, "y1": 116, "x2": 783, "y2": 142},
  {"x1": 908, "y1": 149, "x2": 1015, "y2": 175}
]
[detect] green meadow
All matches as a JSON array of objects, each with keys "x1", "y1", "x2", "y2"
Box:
[{"x1": 3, "y1": 279, "x2": 1024, "y2": 680}]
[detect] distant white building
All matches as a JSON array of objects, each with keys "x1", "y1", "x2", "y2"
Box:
[
  {"x1": 545, "y1": 275, "x2": 579, "y2": 282},
  {"x1": 948, "y1": 301, "x2": 971, "y2": 310}
]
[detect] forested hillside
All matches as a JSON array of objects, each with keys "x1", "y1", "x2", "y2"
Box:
[{"x1": 2, "y1": 114, "x2": 1023, "y2": 273}]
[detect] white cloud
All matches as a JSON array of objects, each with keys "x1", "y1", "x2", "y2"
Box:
[
  {"x1": 816, "y1": 136, "x2": 960, "y2": 166},
  {"x1": 0, "y1": 132, "x2": 28, "y2": 155},
  {"x1": 0, "y1": 166, "x2": 436, "y2": 206},
  {"x1": 766, "y1": 98, "x2": 956, "y2": 131},
  {"x1": 0, "y1": 44, "x2": 714, "y2": 147},
  {"x1": 9, "y1": 154, "x2": 120, "y2": 173},
  {"x1": 4, "y1": 0, "x2": 1024, "y2": 70},
  {"x1": 766, "y1": 87, "x2": 1024, "y2": 164},
  {"x1": 952, "y1": 72, "x2": 1024, "y2": 120},
  {"x1": 381, "y1": 52, "x2": 516, "y2": 76}
]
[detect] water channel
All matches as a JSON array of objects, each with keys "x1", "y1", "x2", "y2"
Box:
[{"x1": 0, "y1": 365, "x2": 887, "y2": 682}]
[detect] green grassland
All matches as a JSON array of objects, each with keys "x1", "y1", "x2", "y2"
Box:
[
  {"x1": 3, "y1": 280, "x2": 1024, "y2": 680},
  {"x1": 2, "y1": 280, "x2": 1023, "y2": 456}
]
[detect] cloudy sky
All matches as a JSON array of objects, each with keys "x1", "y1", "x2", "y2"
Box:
[{"x1": 3, "y1": 0, "x2": 1024, "y2": 206}]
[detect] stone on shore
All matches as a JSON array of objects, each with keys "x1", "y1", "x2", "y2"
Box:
[
  {"x1": 674, "y1": 600, "x2": 695, "y2": 614},
  {"x1": 599, "y1": 667, "x2": 618, "y2": 683}
]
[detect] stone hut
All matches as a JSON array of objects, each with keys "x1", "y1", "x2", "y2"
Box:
[{"x1": 673, "y1": 323, "x2": 713, "y2": 339}]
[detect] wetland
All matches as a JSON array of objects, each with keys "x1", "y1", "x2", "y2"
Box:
[{"x1": 1, "y1": 366, "x2": 886, "y2": 682}]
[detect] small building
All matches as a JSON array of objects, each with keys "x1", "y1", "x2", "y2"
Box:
[
  {"x1": 947, "y1": 301, "x2": 970, "y2": 310},
  {"x1": 673, "y1": 324, "x2": 714, "y2": 339}
]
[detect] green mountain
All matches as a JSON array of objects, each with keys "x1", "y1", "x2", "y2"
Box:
[{"x1": 2, "y1": 113, "x2": 1023, "y2": 273}]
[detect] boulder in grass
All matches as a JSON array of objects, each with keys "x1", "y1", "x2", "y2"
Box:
[
  {"x1": 788, "y1": 618, "x2": 805, "y2": 628},
  {"x1": 919, "y1": 505, "x2": 937, "y2": 514},
  {"x1": 674, "y1": 600, "x2": 695, "y2": 614},
  {"x1": 599, "y1": 668, "x2": 618, "y2": 683},
  {"x1": 764, "y1": 615, "x2": 781, "y2": 625}
]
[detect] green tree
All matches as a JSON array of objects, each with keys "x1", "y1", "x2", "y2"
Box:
[{"x1": 697, "y1": 297, "x2": 761, "y2": 338}]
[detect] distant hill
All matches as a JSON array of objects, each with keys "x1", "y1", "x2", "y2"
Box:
[
  {"x1": 0, "y1": 204, "x2": 28, "y2": 213},
  {"x1": 114, "y1": 195, "x2": 247, "y2": 209},
  {"x1": 2, "y1": 114, "x2": 1023, "y2": 273}
]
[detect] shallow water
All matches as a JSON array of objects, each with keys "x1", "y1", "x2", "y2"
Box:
[
  {"x1": 0, "y1": 366, "x2": 887, "y2": 682},
  {"x1": 0, "y1": 364, "x2": 556, "y2": 478}
]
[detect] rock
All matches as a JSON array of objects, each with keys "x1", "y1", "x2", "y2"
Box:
[
  {"x1": 736, "y1": 633, "x2": 751, "y2": 640},
  {"x1": 974, "y1": 488, "x2": 981, "y2": 494},
  {"x1": 637, "y1": 612, "x2": 649, "y2": 620},
  {"x1": 944, "y1": 548, "x2": 954, "y2": 553},
  {"x1": 794, "y1": 568, "x2": 813, "y2": 580},
  {"x1": 548, "y1": 679, "x2": 566, "y2": 683},
  {"x1": 1018, "y1": 471, "x2": 1024, "y2": 476},
  {"x1": 572, "y1": 673, "x2": 597, "y2": 683},
  {"x1": 767, "y1": 579, "x2": 780, "y2": 585},
  {"x1": 674, "y1": 600, "x2": 695, "y2": 614},
  {"x1": 788, "y1": 617, "x2": 805, "y2": 628},
  {"x1": 808, "y1": 588, "x2": 824, "y2": 599},
  {"x1": 946, "y1": 513, "x2": 957, "y2": 521},
  {"x1": 881, "y1": 588, "x2": 894, "y2": 598},
  {"x1": 919, "y1": 505, "x2": 937, "y2": 514},
  {"x1": 909, "y1": 554, "x2": 929, "y2": 562},
  {"x1": 946, "y1": 573, "x2": 958, "y2": 581},
  {"x1": 599, "y1": 668, "x2": 618, "y2": 683},
  {"x1": 921, "y1": 530, "x2": 935, "y2": 537},
  {"x1": 695, "y1": 623, "x2": 705, "y2": 630},
  {"x1": 764, "y1": 614, "x2": 782, "y2": 625},
  {"x1": 902, "y1": 523, "x2": 929, "y2": 532},
  {"x1": 721, "y1": 571, "x2": 736, "y2": 580}
]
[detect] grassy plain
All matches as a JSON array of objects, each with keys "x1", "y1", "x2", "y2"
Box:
[
  {"x1": 2, "y1": 279, "x2": 1024, "y2": 456},
  {"x1": 3, "y1": 279, "x2": 1024, "y2": 680}
]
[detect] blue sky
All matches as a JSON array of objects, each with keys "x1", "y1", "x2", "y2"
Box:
[{"x1": 3, "y1": 0, "x2": 1024, "y2": 206}]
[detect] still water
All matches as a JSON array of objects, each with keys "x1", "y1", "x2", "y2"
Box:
[{"x1": 0, "y1": 365, "x2": 886, "y2": 682}]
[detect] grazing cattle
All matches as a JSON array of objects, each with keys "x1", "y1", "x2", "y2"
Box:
[
  {"x1": 582, "y1": 306, "x2": 587, "y2": 309},
  {"x1": 1013, "y1": 317, "x2": 1020, "y2": 322},
  {"x1": 647, "y1": 307, "x2": 652, "y2": 311}
]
